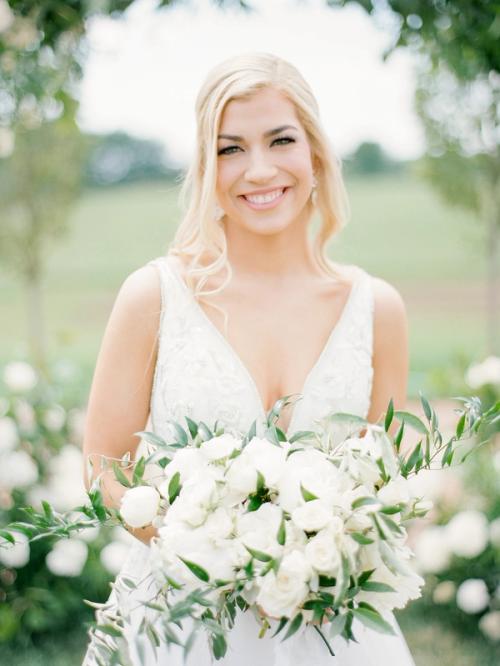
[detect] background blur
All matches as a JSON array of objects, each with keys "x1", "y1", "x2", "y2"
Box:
[{"x1": 0, "y1": 1, "x2": 498, "y2": 664}]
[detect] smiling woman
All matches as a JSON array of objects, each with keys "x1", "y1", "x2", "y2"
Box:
[{"x1": 82, "y1": 51, "x2": 413, "y2": 665}]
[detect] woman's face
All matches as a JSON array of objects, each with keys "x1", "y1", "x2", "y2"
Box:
[{"x1": 215, "y1": 87, "x2": 316, "y2": 236}]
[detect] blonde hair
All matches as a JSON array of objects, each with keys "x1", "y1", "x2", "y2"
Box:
[{"x1": 167, "y1": 52, "x2": 351, "y2": 335}]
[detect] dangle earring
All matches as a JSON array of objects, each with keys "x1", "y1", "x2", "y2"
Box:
[{"x1": 311, "y1": 173, "x2": 318, "y2": 207}]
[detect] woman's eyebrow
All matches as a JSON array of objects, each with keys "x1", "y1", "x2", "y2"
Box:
[{"x1": 217, "y1": 125, "x2": 299, "y2": 141}]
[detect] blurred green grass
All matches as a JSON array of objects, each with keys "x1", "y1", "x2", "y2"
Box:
[{"x1": 0, "y1": 172, "x2": 488, "y2": 399}]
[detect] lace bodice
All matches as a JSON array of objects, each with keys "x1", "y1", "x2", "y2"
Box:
[{"x1": 145, "y1": 254, "x2": 374, "y2": 442}]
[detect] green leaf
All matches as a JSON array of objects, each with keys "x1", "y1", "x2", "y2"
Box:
[
  {"x1": 0, "y1": 530, "x2": 16, "y2": 545},
  {"x1": 456, "y1": 412, "x2": 466, "y2": 439},
  {"x1": 198, "y1": 421, "x2": 213, "y2": 441},
  {"x1": 211, "y1": 633, "x2": 227, "y2": 659},
  {"x1": 351, "y1": 496, "x2": 380, "y2": 510},
  {"x1": 271, "y1": 616, "x2": 288, "y2": 637},
  {"x1": 360, "y1": 580, "x2": 396, "y2": 593},
  {"x1": 384, "y1": 398, "x2": 394, "y2": 432},
  {"x1": 300, "y1": 484, "x2": 318, "y2": 502},
  {"x1": 244, "y1": 545, "x2": 272, "y2": 562},
  {"x1": 41, "y1": 500, "x2": 54, "y2": 521},
  {"x1": 132, "y1": 457, "x2": 146, "y2": 486},
  {"x1": 185, "y1": 416, "x2": 198, "y2": 439},
  {"x1": 146, "y1": 623, "x2": 160, "y2": 647},
  {"x1": 328, "y1": 612, "x2": 347, "y2": 639},
  {"x1": 419, "y1": 392, "x2": 432, "y2": 422},
  {"x1": 404, "y1": 442, "x2": 422, "y2": 473},
  {"x1": 276, "y1": 514, "x2": 286, "y2": 546},
  {"x1": 168, "y1": 471, "x2": 181, "y2": 504},
  {"x1": 328, "y1": 412, "x2": 367, "y2": 426},
  {"x1": 352, "y1": 607, "x2": 396, "y2": 635},
  {"x1": 357, "y1": 568, "x2": 376, "y2": 585},
  {"x1": 393, "y1": 420, "x2": 404, "y2": 453},
  {"x1": 256, "y1": 470, "x2": 265, "y2": 493},
  {"x1": 112, "y1": 462, "x2": 132, "y2": 488},
  {"x1": 333, "y1": 553, "x2": 350, "y2": 608},
  {"x1": 350, "y1": 531, "x2": 374, "y2": 545},
  {"x1": 134, "y1": 430, "x2": 167, "y2": 448},
  {"x1": 178, "y1": 557, "x2": 210, "y2": 582},
  {"x1": 168, "y1": 421, "x2": 189, "y2": 446},
  {"x1": 247, "y1": 495, "x2": 264, "y2": 512},
  {"x1": 318, "y1": 575, "x2": 337, "y2": 587},
  {"x1": 282, "y1": 612, "x2": 303, "y2": 641},
  {"x1": 288, "y1": 430, "x2": 315, "y2": 443},
  {"x1": 96, "y1": 624, "x2": 123, "y2": 638},
  {"x1": 393, "y1": 411, "x2": 428, "y2": 435}
]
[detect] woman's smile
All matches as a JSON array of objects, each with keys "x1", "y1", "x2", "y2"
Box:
[{"x1": 239, "y1": 186, "x2": 290, "y2": 210}]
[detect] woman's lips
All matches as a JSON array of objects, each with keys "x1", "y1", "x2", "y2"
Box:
[{"x1": 239, "y1": 187, "x2": 290, "y2": 210}]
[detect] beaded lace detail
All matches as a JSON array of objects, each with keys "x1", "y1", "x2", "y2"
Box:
[{"x1": 145, "y1": 255, "x2": 374, "y2": 442}]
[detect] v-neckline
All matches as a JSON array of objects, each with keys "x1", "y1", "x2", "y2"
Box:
[{"x1": 164, "y1": 255, "x2": 363, "y2": 436}]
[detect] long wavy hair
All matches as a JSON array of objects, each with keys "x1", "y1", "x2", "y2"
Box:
[{"x1": 167, "y1": 52, "x2": 351, "y2": 335}]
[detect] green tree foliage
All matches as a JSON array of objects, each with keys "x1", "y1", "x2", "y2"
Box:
[
  {"x1": 83, "y1": 131, "x2": 181, "y2": 188},
  {"x1": 343, "y1": 141, "x2": 405, "y2": 176}
]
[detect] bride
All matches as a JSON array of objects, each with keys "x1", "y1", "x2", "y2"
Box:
[{"x1": 82, "y1": 52, "x2": 415, "y2": 664}]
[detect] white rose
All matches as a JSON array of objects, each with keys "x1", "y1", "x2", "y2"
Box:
[
  {"x1": 0, "y1": 416, "x2": 18, "y2": 453},
  {"x1": 199, "y1": 433, "x2": 240, "y2": 461},
  {"x1": 276, "y1": 449, "x2": 344, "y2": 512},
  {"x1": 465, "y1": 356, "x2": 500, "y2": 388},
  {"x1": 291, "y1": 500, "x2": 332, "y2": 532},
  {"x1": 445, "y1": 510, "x2": 489, "y2": 558},
  {"x1": 47, "y1": 445, "x2": 89, "y2": 511},
  {"x1": 305, "y1": 528, "x2": 341, "y2": 575},
  {"x1": 256, "y1": 550, "x2": 311, "y2": 618},
  {"x1": 224, "y1": 454, "x2": 258, "y2": 504},
  {"x1": 46, "y1": 538, "x2": 88, "y2": 577},
  {"x1": 100, "y1": 541, "x2": 129, "y2": 576},
  {"x1": 242, "y1": 437, "x2": 287, "y2": 487},
  {"x1": 13, "y1": 399, "x2": 36, "y2": 432},
  {"x1": 0, "y1": 531, "x2": 30, "y2": 568},
  {"x1": 414, "y1": 525, "x2": 451, "y2": 574},
  {"x1": 377, "y1": 477, "x2": 411, "y2": 506},
  {"x1": 203, "y1": 507, "x2": 234, "y2": 541},
  {"x1": 478, "y1": 610, "x2": 500, "y2": 641},
  {"x1": 432, "y1": 580, "x2": 456, "y2": 604},
  {"x1": 0, "y1": 449, "x2": 38, "y2": 488},
  {"x1": 456, "y1": 578, "x2": 490, "y2": 614},
  {"x1": 120, "y1": 485, "x2": 160, "y2": 528},
  {"x1": 42, "y1": 405, "x2": 66, "y2": 431},
  {"x1": 3, "y1": 361, "x2": 38, "y2": 392},
  {"x1": 0, "y1": 1, "x2": 15, "y2": 34},
  {"x1": 164, "y1": 471, "x2": 218, "y2": 527},
  {"x1": 489, "y1": 517, "x2": 500, "y2": 548},
  {"x1": 237, "y1": 503, "x2": 283, "y2": 559}
]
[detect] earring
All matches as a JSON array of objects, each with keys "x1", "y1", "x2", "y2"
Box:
[
  {"x1": 311, "y1": 173, "x2": 318, "y2": 207},
  {"x1": 214, "y1": 203, "x2": 225, "y2": 221}
]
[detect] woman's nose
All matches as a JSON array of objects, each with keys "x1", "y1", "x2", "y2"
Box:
[{"x1": 244, "y1": 150, "x2": 278, "y2": 182}]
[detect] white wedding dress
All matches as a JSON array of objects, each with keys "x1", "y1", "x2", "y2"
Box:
[{"x1": 82, "y1": 254, "x2": 416, "y2": 665}]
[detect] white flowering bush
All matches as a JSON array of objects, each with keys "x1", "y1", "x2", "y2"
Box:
[
  {"x1": 2, "y1": 391, "x2": 498, "y2": 662},
  {"x1": 408, "y1": 357, "x2": 500, "y2": 644},
  {"x1": 0, "y1": 360, "x2": 116, "y2": 644}
]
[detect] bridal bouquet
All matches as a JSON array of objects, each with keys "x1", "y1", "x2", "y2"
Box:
[{"x1": 1, "y1": 393, "x2": 498, "y2": 663}]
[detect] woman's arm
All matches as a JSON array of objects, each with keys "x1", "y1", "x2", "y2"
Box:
[
  {"x1": 366, "y1": 277, "x2": 414, "y2": 452},
  {"x1": 82, "y1": 264, "x2": 162, "y2": 545}
]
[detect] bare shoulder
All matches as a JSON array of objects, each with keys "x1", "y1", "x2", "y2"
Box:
[
  {"x1": 367, "y1": 274, "x2": 409, "y2": 357},
  {"x1": 114, "y1": 261, "x2": 163, "y2": 329}
]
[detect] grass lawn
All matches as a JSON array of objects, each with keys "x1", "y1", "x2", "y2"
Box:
[{"x1": 0, "y1": 172, "x2": 489, "y2": 401}]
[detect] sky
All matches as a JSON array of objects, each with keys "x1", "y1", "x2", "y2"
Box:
[{"x1": 77, "y1": 0, "x2": 426, "y2": 167}]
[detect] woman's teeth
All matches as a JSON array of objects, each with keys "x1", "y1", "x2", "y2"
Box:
[{"x1": 244, "y1": 188, "x2": 285, "y2": 204}]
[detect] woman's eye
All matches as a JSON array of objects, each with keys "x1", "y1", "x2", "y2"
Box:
[
  {"x1": 272, "y1": 136, "x2": 295, "y2": 146},
  {"x1": 217, "y1": 136, "x2": 295, "y2": 156}
]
